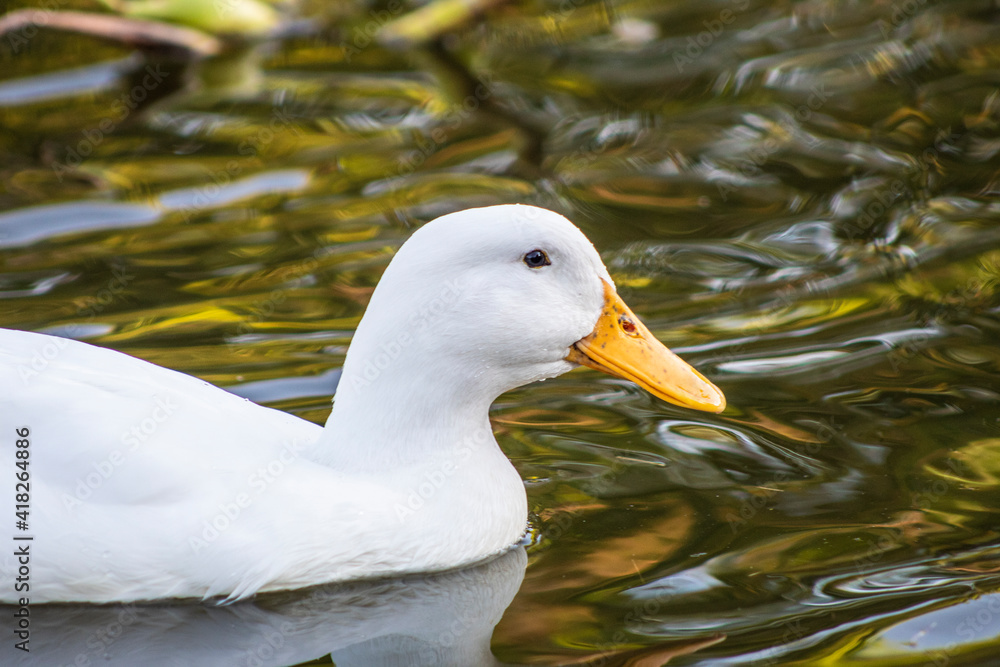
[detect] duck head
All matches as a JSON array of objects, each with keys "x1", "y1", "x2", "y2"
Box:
[{"x1": 336, "y1": 204, "x2": 724, "y2": 414}]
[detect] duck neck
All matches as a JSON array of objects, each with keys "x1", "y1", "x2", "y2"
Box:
[{"x1": 312, "y1": 352, "x2": 502, "y2": 473}]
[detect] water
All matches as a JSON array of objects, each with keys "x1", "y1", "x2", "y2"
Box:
[{"x1": 1, "y1": 0, "x2": 999, "y2": 664}]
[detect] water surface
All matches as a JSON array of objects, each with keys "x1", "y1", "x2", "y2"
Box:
[{"x1": 1, "y1": 0, "x2": 999, "y2": 664}]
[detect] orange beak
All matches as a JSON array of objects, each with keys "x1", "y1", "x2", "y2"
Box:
[{"x1": 566, "y1": 280, "x2": 726, "y2": 413}]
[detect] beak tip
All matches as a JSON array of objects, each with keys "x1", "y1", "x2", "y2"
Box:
[
  {"x1": 672, "y1": 376, "x2": 726, "y2": 413},
  {"x1": 683, "y1": 389, "x2": 726, "y2": 414},
  {"x1": 706, "y1": 388, "x2": 727, "y2": 413}
]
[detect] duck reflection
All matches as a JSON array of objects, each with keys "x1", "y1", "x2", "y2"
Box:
[{"x1": 7, "y1": 547, "x2": 525, "y2": 666}]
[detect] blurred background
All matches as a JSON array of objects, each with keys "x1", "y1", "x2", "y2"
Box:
[{"x1": 1, "y1": 0, "x2": 999, "y2": 664}]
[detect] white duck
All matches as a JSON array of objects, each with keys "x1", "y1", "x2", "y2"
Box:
[{"x1": 0, "y1": 204, "x2": 724, "y2": 604}]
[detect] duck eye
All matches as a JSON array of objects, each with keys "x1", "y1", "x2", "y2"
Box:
[{"x1": 523, "y1": 249, "x2": 551, "y2": 269}]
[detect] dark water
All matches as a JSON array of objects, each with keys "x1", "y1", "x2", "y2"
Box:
[{"x1": 1, "y1": 0, "x2": 1000, "y2": 664}]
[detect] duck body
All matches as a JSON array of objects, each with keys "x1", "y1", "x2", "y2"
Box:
[
  {"x1": 0, "y1": 328, "x2": 526, "y2": 603},
  {"x1": 0, "y1": 205, "x2": 723, "y2": 603}
]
